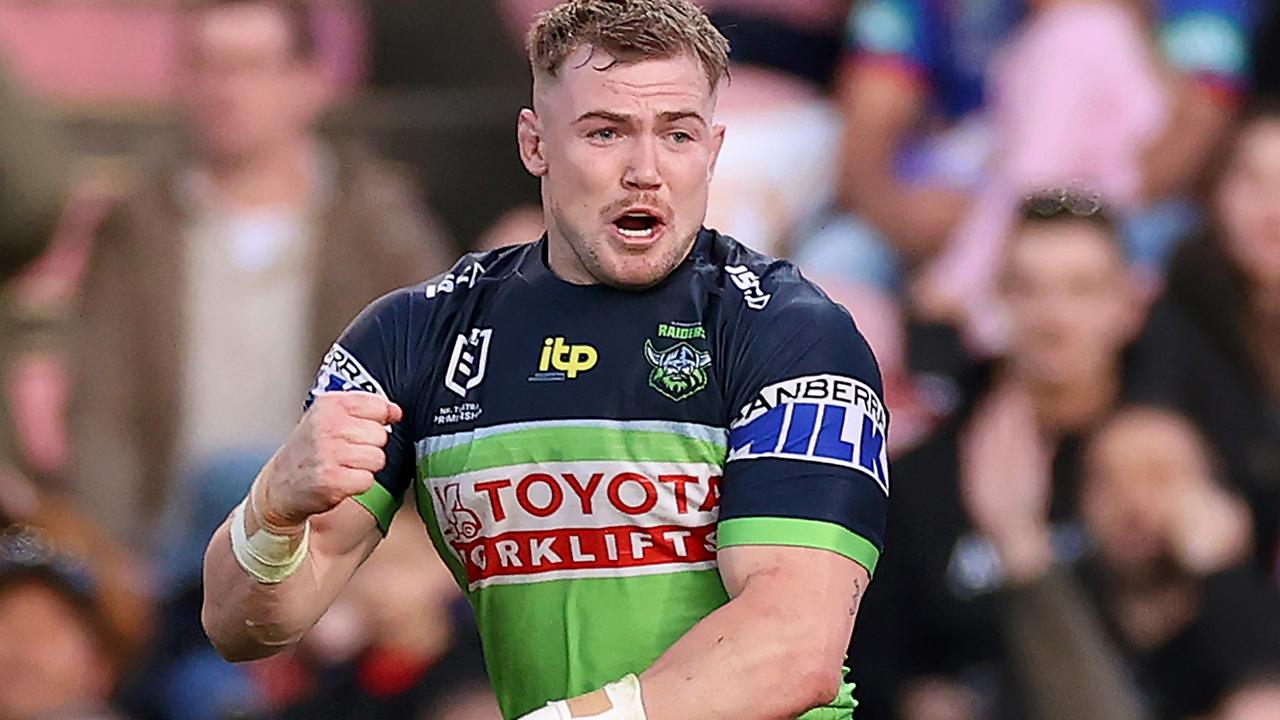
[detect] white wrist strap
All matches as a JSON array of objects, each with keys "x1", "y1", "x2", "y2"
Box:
[
  {"x1": 519, "y1": 674, "x2": 647, "y2": 720},
  {"x1": 229, "y1": 499, "x2": 309, "y2": 584}
]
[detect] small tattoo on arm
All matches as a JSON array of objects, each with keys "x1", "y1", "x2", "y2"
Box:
[{"x1": 849, "y1": 578, "x2": 864, "y2": 617}]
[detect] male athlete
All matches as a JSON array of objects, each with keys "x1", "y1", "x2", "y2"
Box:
[{"x1": 202, "y1": 1, "x2": 889, "y2": 718}]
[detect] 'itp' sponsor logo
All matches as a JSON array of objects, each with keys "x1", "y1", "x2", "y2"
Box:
[
  {"x1": 729, "y1": 374, "x2": 889, "y2": 495},
  {"x1": 529, "y1": 337, "x2": 598, "y2": 382}
]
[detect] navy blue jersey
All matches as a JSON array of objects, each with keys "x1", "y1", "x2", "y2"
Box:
[{"x1": 306, "y1": 229, "x2": 888, "y2": 718}]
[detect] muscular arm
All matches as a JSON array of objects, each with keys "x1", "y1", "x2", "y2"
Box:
[
  {"x1": 641, "y1": 546, "x2": 869, "y2": 720},
  {"x1": 554, "y1": 545, "x2": 871, "y2": 720},
  {"x1": 201, "y1": 492, "x2": 381, "y2": 661},
  {"x1": 202, "y1": 392, "x2": 403, "y2": 661}
]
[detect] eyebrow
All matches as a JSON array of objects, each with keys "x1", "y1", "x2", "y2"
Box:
[
  {"x1": 658, "y1": 110, "x2": 709, "y2": 126},
  {"x1": 573, "y1": 111, "x2": 633, "y2": 124},
  {"x1": 571, "y1": 110, "x2": 710, "y2": 126}
]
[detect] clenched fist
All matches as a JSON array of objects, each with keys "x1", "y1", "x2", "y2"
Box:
[{"x1": 254, "y1": 392, "x2": 403, "y2": 530}]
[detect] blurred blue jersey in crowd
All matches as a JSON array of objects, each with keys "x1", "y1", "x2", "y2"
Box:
[{"x1": 846, "y1": 0, "x2": 1256, "y2": 119}]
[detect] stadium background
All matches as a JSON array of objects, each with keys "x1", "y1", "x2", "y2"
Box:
[{"x1": 1, "y1": 1, "x2": 1280, "y2": 719}]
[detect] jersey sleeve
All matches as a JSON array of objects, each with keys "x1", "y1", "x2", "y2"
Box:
[
  {"x1": 303, "y1": 289, "x2": 420, "y2": 533},
  {"x1": 1157, "y1": 0, "x2": 1253, "y2": 92},
  {"x1": 845, "y1": 0, "x2": 935, "y2": 76},
  {"x1": 719, "y1": 285, "x2": 890, "y2": 575}
]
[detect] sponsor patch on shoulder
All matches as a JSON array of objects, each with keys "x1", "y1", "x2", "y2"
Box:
[
  {"x1": 306, "y1": 343, "x2": 388, "y2": 407},
  {"x1": 729, "y1": 374, "x2": 889, "y2": 495}
]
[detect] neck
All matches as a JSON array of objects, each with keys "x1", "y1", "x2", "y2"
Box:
[
  {"x1": 200, "y1": 137, "x2": 313, "y2": 208},
  {"x1": 544, "y1": 226, "x2": 598, "y2": 285},
  {"x1": 1018, "y1": 365, "x2": 1121, "y2": 433}
]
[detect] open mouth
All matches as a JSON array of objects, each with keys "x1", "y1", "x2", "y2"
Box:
[{"x1": 612, "y1": 211, "x2": 665, "y2": 240}]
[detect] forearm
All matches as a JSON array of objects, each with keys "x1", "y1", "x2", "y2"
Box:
[
  {"x1": 200, "y1": 519, "x2": 326, "y2": 661},
  {"x1": 201, "y1": 471, "x2": 379, "y2": 661},
  {"x1": 639, "y1": 584, "x2": 854, "y2": 719},
  {"x1": 1000, "y1": 569, "x2": 1148, "y2": 720}
]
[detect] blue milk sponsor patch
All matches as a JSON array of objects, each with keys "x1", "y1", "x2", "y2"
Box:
[
  {"x1": 306, "y1": 343, "x2": 388, "y2": 409},
  {"x1": 728, "y1": 374, "x2": 890, "y2": 495}
]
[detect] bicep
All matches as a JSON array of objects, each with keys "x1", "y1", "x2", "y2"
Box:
[
  {"x1": 719, "y1": 544, "x2": 872, "y2": 647},
  {"x1": 309, "y1": 498, "x2": 385, "y2": 586}
]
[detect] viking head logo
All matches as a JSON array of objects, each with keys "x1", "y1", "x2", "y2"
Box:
[{"x1": 644, "y1": 339, "x2": 712, "y2": 401}]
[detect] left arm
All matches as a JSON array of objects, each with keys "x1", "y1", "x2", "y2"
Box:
[
  {"x1": 532, "y1": 545, "x2": 870, "y2": 720},
  {"x1": 639, "y1": 546, "x2": 870, "y2": 720}
]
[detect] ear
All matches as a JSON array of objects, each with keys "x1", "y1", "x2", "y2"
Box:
[
  {"x1": 707, "y1": 124, "x2": 726, "y2": 181},
  {"x1": 518, "y1": 108, "x2": 548, "y2": 177}
]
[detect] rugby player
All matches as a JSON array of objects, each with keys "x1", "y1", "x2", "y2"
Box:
[{"x1": 201, "y1": 1, "x2": 889, "y2": 718}]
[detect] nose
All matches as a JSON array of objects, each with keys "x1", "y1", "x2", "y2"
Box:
[{"x1": 622, "y1": 136, "x2": 662, "y2": 191}]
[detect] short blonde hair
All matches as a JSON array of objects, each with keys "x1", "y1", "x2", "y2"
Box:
[{"x1": 527, "y1": 0, "x2": 730, "y2": 91}]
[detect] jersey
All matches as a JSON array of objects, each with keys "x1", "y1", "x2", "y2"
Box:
[
  {"x1": 305, "y1": 230, "x2": 890, "y2": 719},
  {"x1": 846, "y1": 0, "x2": 1256, "y2": 120}
]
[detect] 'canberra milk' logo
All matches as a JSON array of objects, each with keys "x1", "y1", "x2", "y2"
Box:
[
  {"x1": 729, "y1": 374, "x2": 889, "y2": 495},
  {"x1": 306, "y1": 343, "x2": 387, "y2": 407}
]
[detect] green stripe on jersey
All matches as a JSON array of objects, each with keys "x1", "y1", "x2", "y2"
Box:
[
  {"x1": 420, "y1": 424, "x2": 727, "y2": 478},
  {"x1": 717, "y1": 517, "x2": 881, "y2": 575},
  {"x1": 352, "y1": 481, "x2": 400, "y2": 533},
  {"x1": 471, "y1": 569, "x2": 857, "y2": 719}
]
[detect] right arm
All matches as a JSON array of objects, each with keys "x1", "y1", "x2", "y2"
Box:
[
  {"x1": 202, "y1": 284, "x2": 426, "y2": 661},
  {"x1": 201, "y1": 392, "x2": 402, "y2": 661}
]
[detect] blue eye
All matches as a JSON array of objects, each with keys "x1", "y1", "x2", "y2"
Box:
[
  {"x1": 589, "y1": 128, "x2": 618, "y2": 141},
  {"x1": 670, "y1": 131, "x2": 692, "y2": 143}
]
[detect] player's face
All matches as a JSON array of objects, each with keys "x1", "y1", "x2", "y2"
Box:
[
  {"x1": 1000, "y1": 222, "x2": 1135, "y2": 387},
  {"x1": 519, "y1": 48, "x2": 725, "y2": 289},
  {"x1": 1216, "y1": 119, "x2": 1280, "y2": 288},
  {"x1": 182, "y1": 2, "x2": 321, "y2": 163}
]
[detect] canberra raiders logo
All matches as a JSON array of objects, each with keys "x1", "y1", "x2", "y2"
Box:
[{"x1": 644, "y1": 336, "x2": 712, "y2": 401}]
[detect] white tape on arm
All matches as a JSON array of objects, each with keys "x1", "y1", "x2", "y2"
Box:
[
  {"x1": 517, "y1": 675, "x2": 647, "y2": 720},
  {"x1": 228, "y1": 499, "x2": 309, "y2": 584}
]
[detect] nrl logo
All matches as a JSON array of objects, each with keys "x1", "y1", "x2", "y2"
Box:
[{"x1": 644, "y1": 339, "x2": 712, "y2": 401}]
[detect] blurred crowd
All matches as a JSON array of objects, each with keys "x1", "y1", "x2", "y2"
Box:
[{"x1": 1, "y1": 1, "x2": 1279, "y2": 719}]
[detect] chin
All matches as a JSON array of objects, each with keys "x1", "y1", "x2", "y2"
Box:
[{"x1": 597, "y1": 262, "x2": 670, "y2": 290}]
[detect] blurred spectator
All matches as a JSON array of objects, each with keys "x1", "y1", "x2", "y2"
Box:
[
  {"x1": 0, "y1": 514, "x2": 151, "y2": 720},
  {"x1": 912, "y1": 0, "x2": 1167, "y2": 347},
  {"x1": 1075, "y1": 408, "x2": 1280, "y2": 719},
  {"x1": 849, "y1": 189, "x2": 1143, "y2": 719},
  {"x1": 275, "y1": 508, "x2": 495, "y2": 720},
  {"x1": 120, "y1": 450, "x2": 271, "y2": 720},
  {"x1": 1216, "y1": 679, "x2": 1280, "y2": 720},
  {"x1": 697, "y1": 0, "x2": 854, "y2": 257},
  {"x1": 1130, "y1": 98, "x2": 1280, "y2": 580},
  {"x1": 802, "y1": 0, "x2": 1252, "y2": 352},
  {"x1": 0, "y1": 58, "x2": 70, "y2": 531},
  {"x1": 959, "y1": 406, "x2": 1280, "y2": 720},
  {"x1": 68, "y1": 0, "x2": 456, "y2": 550},
  {"x1": 0, "y1": 60, "x2": 68, "y2": 282}
]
